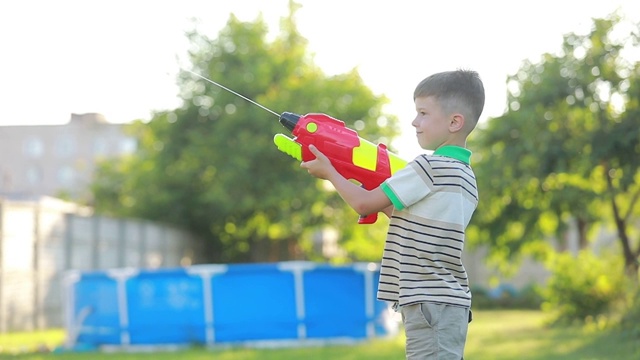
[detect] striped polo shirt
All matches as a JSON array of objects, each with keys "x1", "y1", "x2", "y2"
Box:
[{"x1": 378, "y1": 145, "x2": 478, "y2": 308}]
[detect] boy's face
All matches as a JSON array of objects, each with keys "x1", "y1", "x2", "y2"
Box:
[{"x1": 412, "y1": 96, "x2": 451, "y2": 150}]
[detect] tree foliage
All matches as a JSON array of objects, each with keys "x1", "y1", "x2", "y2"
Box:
[
  {"x1": 468, "y1": 12, "x2": 640, "y2": 279},
  {"x1": 91, "y1": 6, "x2": 399, "y2": 263}
]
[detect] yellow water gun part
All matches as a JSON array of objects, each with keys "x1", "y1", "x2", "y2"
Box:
[{"x1": 274, "y1": 134, "x2": 302, "y2": 161}]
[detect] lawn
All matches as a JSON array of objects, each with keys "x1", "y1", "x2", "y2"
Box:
[{"x1": 1, "y1": 310, "x2": 638, "y2": 359}]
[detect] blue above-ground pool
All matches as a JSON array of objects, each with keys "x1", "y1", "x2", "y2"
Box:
[{"x1": 62, "y1": 262, "x2": 398, "y2": 350}]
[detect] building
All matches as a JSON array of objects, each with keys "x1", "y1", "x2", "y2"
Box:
[
  {"x1": 0, "y1": 113, "x2": 136, "y2": 201},
  {"x1": 0, "y1": 114, "x2": 206, "y2": 332}
]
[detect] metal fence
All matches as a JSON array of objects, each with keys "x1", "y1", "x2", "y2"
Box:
[{"x1": 0, "y1": 197, "x2": 203, "y2": 332}]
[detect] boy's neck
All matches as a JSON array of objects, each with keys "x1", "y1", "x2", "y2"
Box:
[{"x1": 433, "y1": 145, "x2": 472, "y2": 165}]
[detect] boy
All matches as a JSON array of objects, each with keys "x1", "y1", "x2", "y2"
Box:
[{"x1": 301, "y1": 69, "x2": 485, "y2": 359}]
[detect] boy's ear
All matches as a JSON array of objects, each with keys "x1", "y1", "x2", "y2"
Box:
[{"x1": 449, "y1": 113, "x2": 465, "y2": 132}]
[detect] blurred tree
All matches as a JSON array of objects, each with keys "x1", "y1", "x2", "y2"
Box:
[
  {"x1": 468, "y1": 12, "x2": 640, "y2": 280},
  {"x1": 91, "y1": 3, "x2": 399, "y2": 263}
]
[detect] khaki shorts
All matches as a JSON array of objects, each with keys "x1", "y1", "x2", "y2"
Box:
[{"x1": 400, "y1": 302, "x2": 469, "y2": 360}]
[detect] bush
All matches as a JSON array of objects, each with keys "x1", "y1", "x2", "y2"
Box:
[
  {"x1": 541, "y1": 250, "x2": 627, "y2": 324},
  {"x1": 517, "y1": 283, "x2": 545, "y2": 309},
  {"x1": 471, "y1": 283, "x2": 543, "y2": 310},
  {"x1": 617, "y1": 287, "x2": 640, "y2": 337}
]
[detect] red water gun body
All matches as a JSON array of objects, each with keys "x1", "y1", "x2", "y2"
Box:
[{"x1": 274, "y1": 112, "x2": 407, "y2": 224}]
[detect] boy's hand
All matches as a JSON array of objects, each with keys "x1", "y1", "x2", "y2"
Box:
[
  {"x1": 301, "y1": 144, "x2": 393, "y2": 217},
  {"x1": 300, "y1": 145, "x2": 338, "y2": 180}
]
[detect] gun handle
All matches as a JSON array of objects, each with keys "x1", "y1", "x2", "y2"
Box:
[{"x1": 358, "y1": 213, "x2": 378, "y2": 224}]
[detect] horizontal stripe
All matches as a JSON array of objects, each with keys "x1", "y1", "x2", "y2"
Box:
[{"x1": 377, "y1": 153, "x2": 476, "y2": 308}]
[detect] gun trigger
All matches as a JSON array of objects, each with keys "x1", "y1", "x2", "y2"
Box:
[{"x1": 274, "y1": 134, "x2": 302, "y2": 161}]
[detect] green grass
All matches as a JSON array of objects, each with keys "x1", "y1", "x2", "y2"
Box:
[
  {"x1": 465, "y1": 310, "x2": 639, "y2": 360},
  {"x1": 1, "y1": 310, "x2": 638, "y2": 359}
]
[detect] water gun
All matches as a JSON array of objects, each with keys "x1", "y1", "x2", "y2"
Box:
[
  {"x1": 181, "y1": 69, "x2": 407, "y2": 224},
  {"x1": 274, "y1": 112, "x2": 407, "y2": 224}
]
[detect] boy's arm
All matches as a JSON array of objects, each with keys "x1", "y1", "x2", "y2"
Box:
[
  {"x1": 381, "y1": 205, "x2": 394, "y2": 218},
  {"x1": 301, "y1": 145, "x2": 393, "y2": 217}
]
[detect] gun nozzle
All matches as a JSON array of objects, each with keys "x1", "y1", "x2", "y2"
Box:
[{"x1": 279, "y1": 112, "x2": 301, "y2": 132}]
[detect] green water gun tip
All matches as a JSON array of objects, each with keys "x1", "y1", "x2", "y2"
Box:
[{"x1": 274, "y1": 134, "x2": 302, "y2": 161}]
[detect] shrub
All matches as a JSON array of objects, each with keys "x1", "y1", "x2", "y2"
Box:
[
  {"x1": 617, "y1": 286, "x2": 640, "y2": 337},
  {"x1": 471, "y1": 283, "x2": 543, "y2": 310},
  {"x1": 541, "y1": 250, "x2": 627, "y2": 324}
]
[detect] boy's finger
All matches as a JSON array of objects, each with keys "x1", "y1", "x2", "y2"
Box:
[{"x1": 308, "y1": 145, "x2": 325, "y2": 158}]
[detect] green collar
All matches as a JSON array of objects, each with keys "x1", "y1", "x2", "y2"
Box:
[{"x1": 433, "y1": 145, "x2": 471, "y2": 165}]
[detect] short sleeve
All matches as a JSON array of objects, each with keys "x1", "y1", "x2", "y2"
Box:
[{"x1": 381, "y1": 157, "x2": 433, "y2": 210}]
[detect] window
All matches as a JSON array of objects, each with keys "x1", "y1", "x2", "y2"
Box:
[
  {"x1": 93, "y1": 138, "x2": 108, "y2": 156},
  {"x1": 119, "y1": 138, "x2": 137, "y2": 154},
  {"x1": 24, "y1": 137, "x2": 44, "y2": 158},
  {"x1": 57, "y1": 166, "x2": 74, "y2": 186}
]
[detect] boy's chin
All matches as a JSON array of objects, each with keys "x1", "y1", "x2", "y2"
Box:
[{"x1": 420, "y1": 143, "x2": 436, "y2": 151}]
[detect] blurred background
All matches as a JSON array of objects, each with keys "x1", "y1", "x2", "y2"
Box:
[{"x1": 0, "y1": 0, "x2": 639, "y2": 358}]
